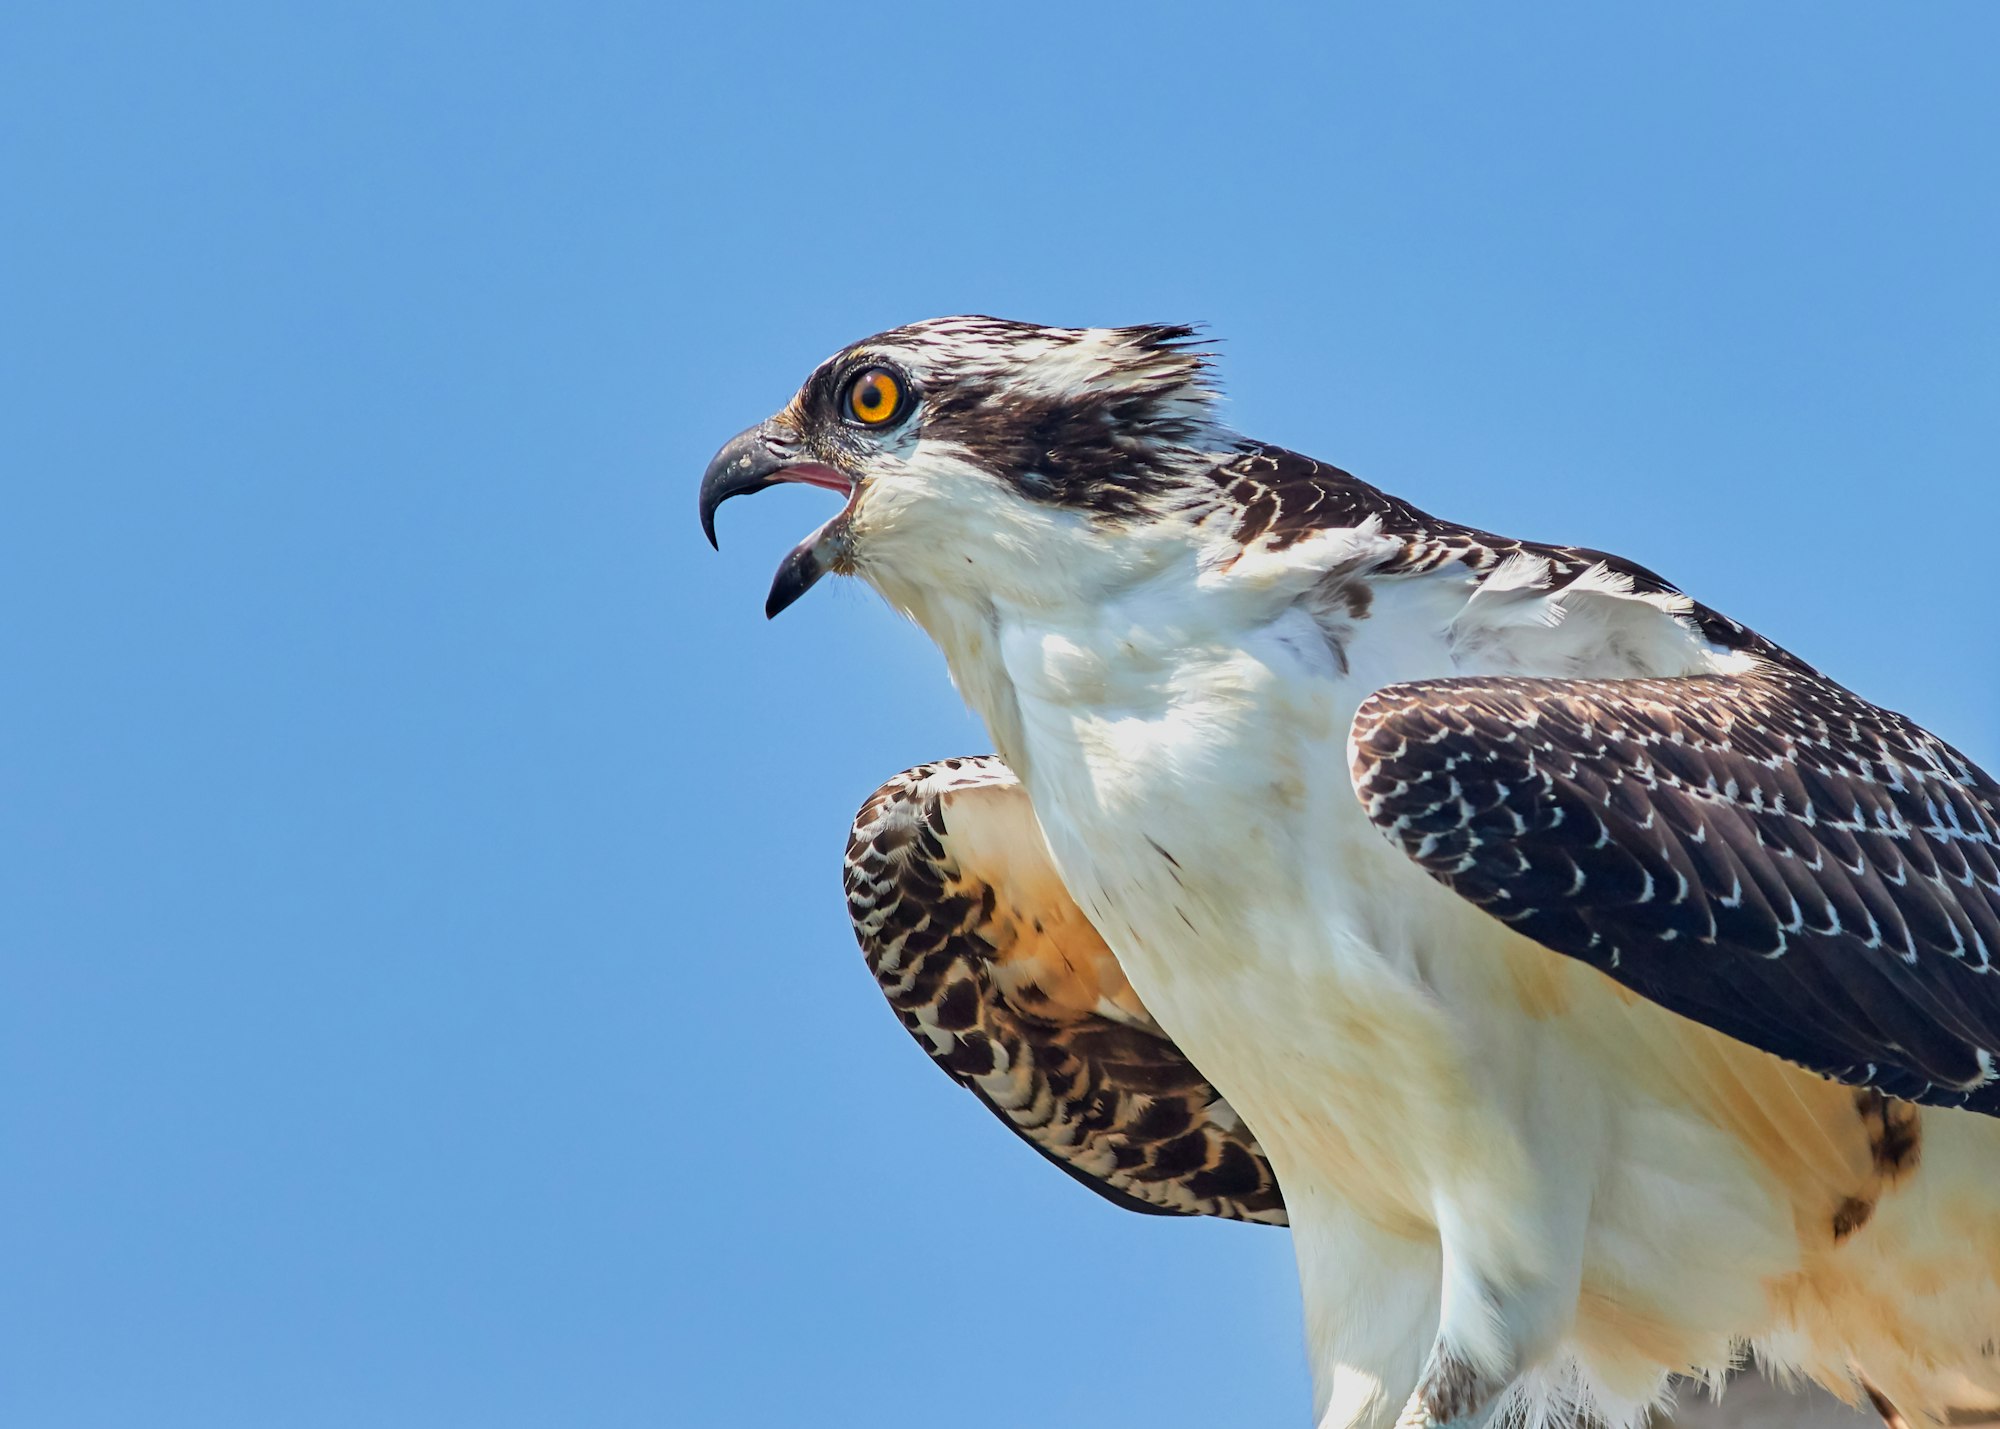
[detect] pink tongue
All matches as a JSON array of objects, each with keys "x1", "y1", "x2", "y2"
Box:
[{"x1": 776, "y1": 463, "x2": 851, "y2": 495}]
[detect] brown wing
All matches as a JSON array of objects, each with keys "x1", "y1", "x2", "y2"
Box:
[
  {"x1": 844, "y1": 757, "x2": 1286, "y2": 1225},
  {"x1": 1352, "y1": 666, "x2": 2000, "y2": 1112}
]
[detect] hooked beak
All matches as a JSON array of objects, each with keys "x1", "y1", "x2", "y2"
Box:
[{"x1": 698, "y1": 422, "x2": 856, "y2": 618}]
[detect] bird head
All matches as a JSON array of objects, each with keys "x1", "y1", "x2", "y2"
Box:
[{"x1": 699, "y1": 316, "x2": 1227, "y2": 620}]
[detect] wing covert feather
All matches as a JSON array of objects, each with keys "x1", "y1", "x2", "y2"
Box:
[{"x1": 1351, "y1": 669, "x2": 2000, "y2": 1113}]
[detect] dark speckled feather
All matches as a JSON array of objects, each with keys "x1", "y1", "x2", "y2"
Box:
[
  {"x1": 844, "y1": 757, "x2": 1287, "y2": 1224},
  {"x1": 1352, "y1": 669, "x2": 2000, "y2": 1111}
]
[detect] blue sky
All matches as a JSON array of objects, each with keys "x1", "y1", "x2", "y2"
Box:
[{"x1": 4, "y1": 4, "x2": 1997, "y2": 1426}]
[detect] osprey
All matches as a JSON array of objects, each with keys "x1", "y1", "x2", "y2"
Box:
[{"x1": 698, "y1": 318, "x2": 2000, "y2": 1429}]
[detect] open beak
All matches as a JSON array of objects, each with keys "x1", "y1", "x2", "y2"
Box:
[{"x1": 698, "y1": 422, "x2": 856, "y2": 618}]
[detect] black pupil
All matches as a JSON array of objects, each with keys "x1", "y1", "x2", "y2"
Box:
[{"x1": 860, "y1": 379, "x2": 884, "y2": 410}]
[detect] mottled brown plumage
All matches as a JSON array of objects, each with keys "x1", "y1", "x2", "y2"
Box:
[{"x1": 844, "y1": 757, "x2": 1286, "y2": 1224}]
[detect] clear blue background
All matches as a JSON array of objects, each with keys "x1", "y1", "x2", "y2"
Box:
[{"x1": 5, "y1": 4, "x2": 1996, "y2": 1426}]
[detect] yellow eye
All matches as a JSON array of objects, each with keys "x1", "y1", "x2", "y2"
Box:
[{"x1": 845, "y1": 367, "x2": 904, "y2": 426}]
